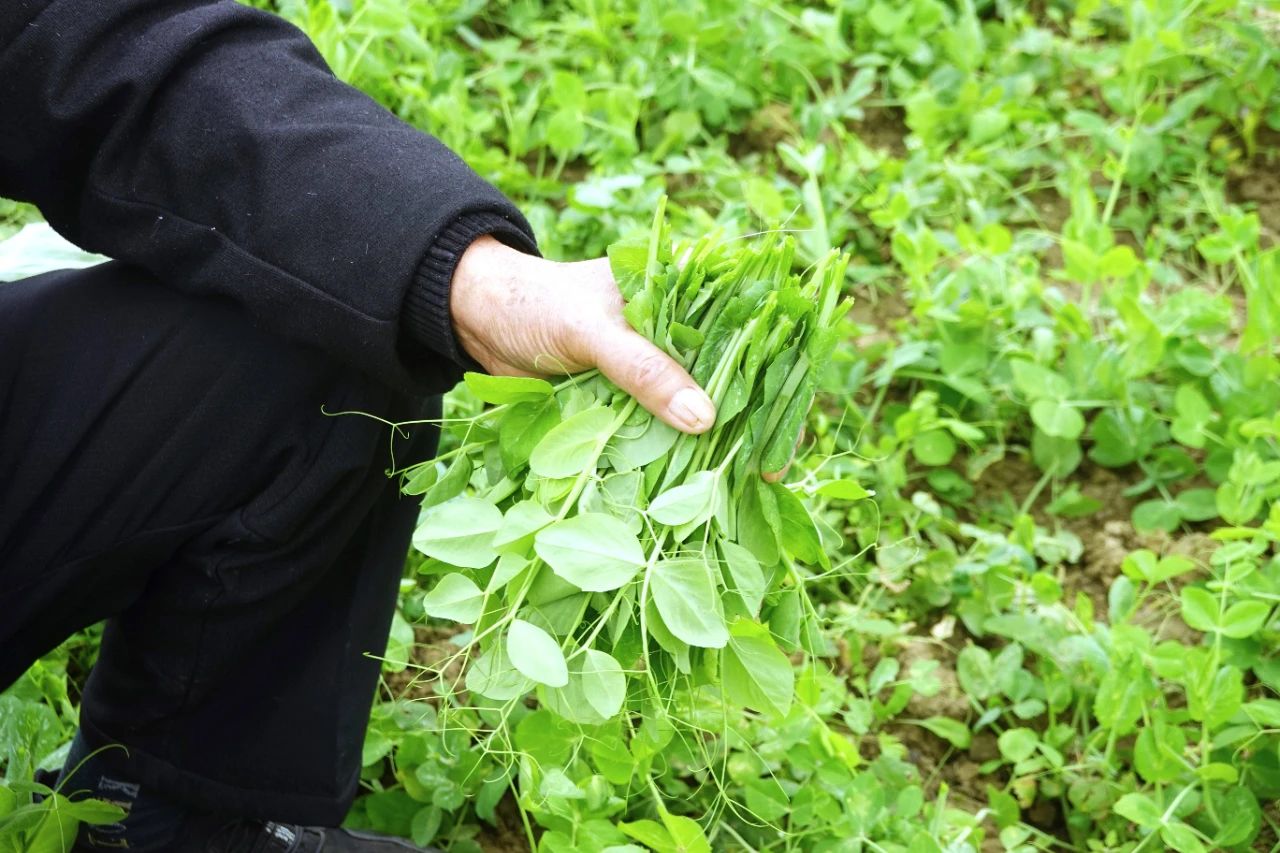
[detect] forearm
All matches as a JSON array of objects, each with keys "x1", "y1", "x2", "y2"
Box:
[{"x1": 0, "y1": 0, "x2": 535, "y2": 391}]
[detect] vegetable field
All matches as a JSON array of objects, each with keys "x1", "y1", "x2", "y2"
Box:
[{"x1": 3, "y1": 0, "x2": 1280, "y2": 851}]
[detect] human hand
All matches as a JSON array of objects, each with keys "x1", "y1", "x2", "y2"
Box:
[
  {"x1": 449, "y1": 235, "x2": 798, "y2": 477},
  {"x1": 449, "y1": 235, "x2": 717, "y2": 434}
]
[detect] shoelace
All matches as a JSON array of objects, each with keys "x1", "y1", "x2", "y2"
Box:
[{"x1": 209, "y1": 819, "x2": 315, "y2": 853}]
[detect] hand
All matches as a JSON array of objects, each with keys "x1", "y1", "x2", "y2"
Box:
[
  {"x1": 450, "y1": 235, "x2": 800, "y2": 478},
  {"x1": 450, "y1": 236, "x2": 717, "y2": 434}
]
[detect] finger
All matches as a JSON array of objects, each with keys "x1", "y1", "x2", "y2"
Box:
[
  {"x1": 593, "y1": 330, "x2": 716, "y2": 434},
  {"x1": 761, "y1": 427, "x2": 805, "y2": 482}
]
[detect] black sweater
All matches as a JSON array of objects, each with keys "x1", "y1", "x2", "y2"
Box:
[{"x1": 0, "y1": 0, "x2": 538, "y2": 394}]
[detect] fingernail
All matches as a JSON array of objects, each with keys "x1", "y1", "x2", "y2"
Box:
[{"x1": 669, "y1": 387, "x2": 716, "y2": 433}]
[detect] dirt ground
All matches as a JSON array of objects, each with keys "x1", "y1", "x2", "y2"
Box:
[
  {"x1": 383, "y1": 625, "x2": 468, "y2": 703},
  {"x1": 1229, "y1": 125, "x2": 1280, "y2": 247}
]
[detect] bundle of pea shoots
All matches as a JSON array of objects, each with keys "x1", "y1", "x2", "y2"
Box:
[{"x1": 407, "y1": 198, "x2": 851, "y2": 727}]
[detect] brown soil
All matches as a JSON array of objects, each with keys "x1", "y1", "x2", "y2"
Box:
[
  {"x1": 849, "y1": 282, "x2": 913, "y2": 350},
  {"x1": 1228, "y1": 125, "x2": 1280, "y2": 248},
  {"x1": 734, "y1": 102, "x2": 797, "y2": 157},
  {"x1": 898, "y1": 638, "x2": 971, "y2": 721},
  {"x1": 965, "y1": 454, "x2": 1222, "y2": 647},
  {"x1": 382, "y1": 626, "x2": 468, "y2": 703},
  {"x1": 846, "y1": 106, "x2": 909, "y2": 159},
  {"x1": 476, "y1": 797, "x2": 533, "y2": 852}
]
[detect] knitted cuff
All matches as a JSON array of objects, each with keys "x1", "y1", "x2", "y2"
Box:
[{"x1": 403, "y1": 210, "x2": 539, "y2": 371}]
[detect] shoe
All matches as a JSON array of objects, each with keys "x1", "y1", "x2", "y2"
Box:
[
  {"x1": 202, "y1": 818, "x2": 438, "y2": 852},
  {"x1": 71, "y1": 814, "x2": 439, "y2": 852}
]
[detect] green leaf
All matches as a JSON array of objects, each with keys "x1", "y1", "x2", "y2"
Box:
[
  {"x1": 719, "y1": 541, "x2": 766, "y2": 616},
  {"x1": 620, "y1": 820, "x2": 673, "y2": 852},
  {"x1": 1160, "y1": 821, "x2": 1207, "y2": 853},
  {"x1": 412, "y1": 496, "x2": 502, "y2": 568},
  {"x1": 55, "y1": 799, "x2": 126, "y2": 825},
  {"x1": 1122, "y1": 550, "x2": 1195, "y2": 585},
  {"x1": 669, "y1": 321, "x2": 705, "y2": 351},
  {"x1": 651, "y1": 555, "x2": 729, "y2": 648},
  {"x1": 1010, "y1": 361, "x2": 1071, "y2": 399},
  {"x1": 1133, "y1": 499, "x2": 1181, "y2": 533},
  {"x1": 1030, "y1": 399, "x2": 1085, "y2": 439},
  {"x1": 421, "y1": 574, "x2": 485, "y2": 623},
  {"x1": 917, "y1": 717, "x2": 971, "y2": 749},
  {"x1": 1113, "y1": 792, "x2": 1162, "y2": 828},
  {"x1": 606, "y1": 413, "x2": 678, "y2": 471},
  {"x1": 463, "y1": 372, "x2": 554, "y2": 404},
  {"x1": 499, "y1": 399, "x2": 561, "y2": 472},
  {"x1": 648, "y1": 471, "x2": 721, "y2": 526},
  {"x1": 911, "y1": 429, "x2": 956, "y2": 466},
  {"x1": 1220, "y1": 600, "x2": 1271, "y2": 638},
  {"x1": 737, "y1": 478, "x2": 780, "y2": 565},
  {"x1": 578, "y1": 649, "x2": 627, "y2": 719},
  {"x1": 529, "y1": 406, "x2": 616, "y2": 478},
  {"x1": 956, "y1": 645, "x2": 997, "y2": 701},
  {"x1": 1174, "y1": 488, "x2": 1218, "y2": 522},
  {"x1": 659, "y1": 813, "x2": 711, "y2": 853},
  {"x1": 997, "y1": 728, "x2": 1038, "y2": 763},
  {"x1": 466, "y1": 643, "x2": 533, "y2": 700},
  {"x1": 506, "y1": 619, "x2": 568, "y2": 688},
  {"x1": 1180, "y1": 587, "x2": 1218, "y2": 633},
  {"x1": 722, "y1": 621, "x2": 794, "y2": 717},
  {"x1": 771, "y1": 483, "x2": 825, "y2": 566},
  {"x1": 814, "y1": 479, "x2": 871, "y2": 500},
  {"x1": 542, "y1": 648, "x2": 627, "y2": 725},
  {"x1": 493, "y1": 500, "x2": 554, "y2": 554},
  {"x1": 421, "y1": 455, "x2": 473, "y2": 509},
  {"x1": 535, "y1": 513, "x2": 646, "y2": 592}
]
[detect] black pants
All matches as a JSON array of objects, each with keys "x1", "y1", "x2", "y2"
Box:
[{"x1": 0, "y1": 262, "x2": 437, "y2": 825}]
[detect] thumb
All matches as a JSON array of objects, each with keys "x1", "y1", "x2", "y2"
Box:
[{"x1": 593, "y1": 330, "x2": 717, "y2": 434}]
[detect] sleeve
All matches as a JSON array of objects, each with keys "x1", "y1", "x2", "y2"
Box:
[{"x1": 0, "y1": 0, "x2": 538, "y2": 393}]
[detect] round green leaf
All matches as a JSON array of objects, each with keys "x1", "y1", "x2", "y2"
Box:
[
  {"x1": 911, "y1": 429, "x2": 956, "y2": 466},
  {"x1": 534, "y1": 513, "x2": 646, "y2": 592},
  {"x1": 997, "y1": 728, "x2": 1038, "y2": 763},
  {"x1": 421, "y1": 574, "x2": 485, "y2": 623},
  {"x1": 494, "y1": 500, "x2": 553, "y2": 554},
  {"x1": 578, "y1": 649, "x2": 626, "y2": 719},
  {"x1": 1180, "y1": 587, "x2": 1218, "y2": 633},
  {"x1": 529, "y1": 406, "x2": 616, "y2": 478},
  {"x1": 722, "y1": 621, "x2": 793, "y2": 717},
  {"x1": 412, "y1": 496, "x2": 502, "y2": 568},
  {"x1": 1031, "y1": 399, "x2": 1085, "y2": 439},
  {"x1": 648, "y1": 470, "x2": 721, "y2": 526},
  {"x1": 507, "y1": 619, "x2": 568, "y2": 687},
  {"x1": 465, "y1": 644, "x2": 533, "y2": 700},
  {"x1": 544, "y1": 649, "x2": 627, "y2": 724},
  {"x1": 650, "y1": 555, "x2": 728, "y2": 648}
]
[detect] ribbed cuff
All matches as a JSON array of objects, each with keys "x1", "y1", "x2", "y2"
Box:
[{"x1": 403, "y1": 210, "x2": 539, "y2": 371}]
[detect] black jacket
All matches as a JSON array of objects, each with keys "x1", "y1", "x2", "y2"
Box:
[{"x1": 0, "y1": 0, "x2": 538, "y2": 393}]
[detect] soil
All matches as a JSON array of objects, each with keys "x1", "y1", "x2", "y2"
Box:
[
  {"x1": 475, "y1": 797, "x2": 533, "y2": 853},
  {"x1": 845, "y1": 106, "x2": 910, "y2": 159},
  {"x1": 849, "y1": 282, "x2": 913, "y2": 350},
  {"x1": 964, "y1": 454, "x2": 1218, "y2": 619},
  {"x1": 898, "y1": 637, "x2": 970, "y2": 721},
  {"x1": 382, "y1": 625, "x2": 468, "y2": 703},
  {"x1": 1228, "y1": 125, "x2": 1280, "y2": 248},
  {"x1": 733, "y1": 102, "x2": 797, "y2": 158}
]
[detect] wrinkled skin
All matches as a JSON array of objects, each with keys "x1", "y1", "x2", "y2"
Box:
[{"x1": 450, "y1": 236, "x2": 795, "y2": 477}]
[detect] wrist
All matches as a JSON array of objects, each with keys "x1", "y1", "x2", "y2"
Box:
[{"x1": 450, "y1": 234, "x2": 526, "y2": 370}]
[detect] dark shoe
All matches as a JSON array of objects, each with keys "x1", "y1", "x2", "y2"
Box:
[
  {"x1": 72, "y1": 815, "x2": 438, "y2": 852},
  {"x1": 201, "y1": 819, "x2": 438, "y2": 853}
]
